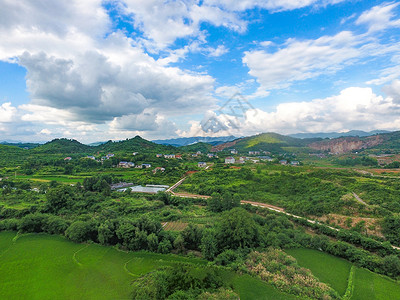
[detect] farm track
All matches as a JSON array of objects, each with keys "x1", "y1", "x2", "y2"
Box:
[
  {"x1": 123, "y1": 258, "x2": 137, "y2": 277},
  {"x1": 167, "y1": 171, "x2": 400, "y2": 251},
  {"x1": 72, "y1": 244, "x2": 90, "y2": 266},
  {"x1": 352, "y1": 192, "x2": 368, "y2": 206}
]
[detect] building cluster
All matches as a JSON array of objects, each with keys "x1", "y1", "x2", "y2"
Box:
[{"x1": 224, "y1": 155, "x2": 300, "y2": 166}]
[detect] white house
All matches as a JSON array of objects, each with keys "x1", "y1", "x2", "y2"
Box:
[
  {"x1": 198, "y1": 162, "x2": 207, "y2": 168},
  {"x1": 225, "y1": 157, "x2": 235, "y2": 164}
]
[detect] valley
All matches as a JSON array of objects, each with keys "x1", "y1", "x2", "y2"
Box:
[{"x1": 1, "y1": 131, "x2": 400, "y2": 299}]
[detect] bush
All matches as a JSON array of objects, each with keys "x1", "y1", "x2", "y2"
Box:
[
  {"x1": 65, "y1": 221, "x2": 97, "y2": 243},
  {"x1": 18, "y1": 213, "x2": 48, "y2": 233}
]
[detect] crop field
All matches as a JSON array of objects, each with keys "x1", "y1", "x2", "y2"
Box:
[
  {"x1": 352, "y1": 268, "x2": 400, "y2": 300},
  {"x1": 286, "y1": 248, "x2": 351, "y2": 295},
  {"x1": 0, "y1": 232, "x2": 291, "y2": 299},
  {"x1": 162, "y1": 221, "x2": 189, "y2": 231},
  {"x1": 17, "y1": 174, "x2": 87, "y2": 184},
  {"x1": 287, "y1": 248, "x2": 400, "y2": 299}
]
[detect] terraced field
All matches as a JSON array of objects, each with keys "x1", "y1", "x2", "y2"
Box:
[
  {"x1": 287, "y1": 248, "x2": 400, "y2": 299},
  {"x1": 0, "y1": 232, "x2": 293, "y2": 299}
]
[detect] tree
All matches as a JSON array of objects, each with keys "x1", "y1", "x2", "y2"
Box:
[
  {"x1": 116, "y1": 222, "x2": 137, "y2": 249},
  {"x1": 64, "y1": 164, "x2": 74, "y2": 175},
  {"x1": 181, "y1": 224, "x2": 202, "y2": 250},
  {"x1": 98, "y1": 220, "x2": 118, "y2": 245},
  {"x1": 208, "y1": 193, "x2": 222, "y2": 212},
  {"x1": 65, "y1": 221, "x2": 97, "y2": 243},
  {"x1": 382, "y1": 255, "x2": 400, "y2": 277},
  {"x1": 147, "y1": 233, "x2": 159, "y2": 252},
  {"x1": 173, "y1": 234, "x2": 185, "y2": 253},
  {"x1": 46, "y1": 185, "x2": 75, "y2": 212},
  {"x1": 217, "y1": 207, "x2": 259, "y2": 249},
  {"x1": 158, "y1": 239, "x2": 172, "y2": 254},
  {"x1": 43, "y1": 215, "x2": 68, "y2": 234},
  {"x1": 18, "y1": 213, "x2": 48, "y2": 233},
  {"x1": 201, "y1": 228, "x2": 217, "y2": 260}
]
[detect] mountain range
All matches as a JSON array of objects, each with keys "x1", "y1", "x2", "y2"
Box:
[{"x1": 1, "y1": 130, "x2": 400, "y2": 155}]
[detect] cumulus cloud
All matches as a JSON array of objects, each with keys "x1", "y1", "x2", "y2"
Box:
[
  {"x1": 241, "y1": 87, "x2": 400, "y2": 133},
  {"x1": 110, "y1": 110, "x2": 176, "y2": 132},
  {"x1": 119, "y1": 0, "x2": 346, "y2": 50},
  {"x1": 243, "y1": 31, "x2": 361, "y2": 89},
  {"x1": 0, "y1": 0, "x2": 399, "y2": 142},
  {"x1": 383, "y1": 79, "x2": 400, "y2": 104},
  {"x1": 0, "y1": 0, "x2": 218, "y2": 140},
  {"x1": 180, "y1": 84, "x2": 400, "y2": 136},
  {"x1": 0, "y1": 102, "x2": 17, "y2": 123}
]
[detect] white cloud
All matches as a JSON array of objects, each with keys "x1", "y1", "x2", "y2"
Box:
[
  {"x1": 356, "y1": 2, "x2": 400, "y2": 33},
  {"x1": 382, "y1": 79, "x2": 400, "y2": 104},
  {"x1": 110, "y1": 109, "x2": 175, "y2": 132},
  {"x1": 204, "y1": 0, "x2": 315, "y2": 12},
  {"x1": 366, "y1": 55, "x2": 400, "y2": 85},
  {"x1": 243, "y1": 31, "x2": 361, "y2": 89},
  {"x1": 0, "y1": 0, "x2": 218, "y2": 139},
  {"x1": 180, "y1": 84, "x2": 400, "y2": 136},
  {"x1": 0, "y1": 102, "x2": 17, "y2": 123},
  {"x1": 119, "y1": 0, "x2": 346, "y2": 51}
]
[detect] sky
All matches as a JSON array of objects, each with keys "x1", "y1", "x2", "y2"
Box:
[{"x1": 0, "y1": 0, "x2": 400, "y2": 143}]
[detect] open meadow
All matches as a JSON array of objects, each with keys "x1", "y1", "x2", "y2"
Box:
[
  {"x1": 0, "y1": 232, "x2": 294, "y2": 299},
  {"x1": 287, "y1": 248, "x2": 400, "y2": 299}
]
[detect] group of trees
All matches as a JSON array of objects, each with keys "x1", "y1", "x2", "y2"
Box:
[
  {"x1": 184, "y1": 167, "x2": 348, "y2": 216},
  {"x1": 2, "y1": 169, "x2": 400, "y2": 285},
  {"x1": 131, "y1": 264, "x2": 236, "y2": 300},
  {"x1": 208, "y1": 192, "x2": 240, "y2": 212}
]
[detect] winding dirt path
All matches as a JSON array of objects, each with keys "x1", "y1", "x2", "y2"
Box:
[{"x1": 166, "y1": 170, "x2": 400, "y2": 251}]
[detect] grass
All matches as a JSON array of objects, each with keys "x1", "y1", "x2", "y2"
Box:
[
  {"x1": 286, "y1": 248, "x2": 353, "y2": 296},
  {"x1": 246, "y1": 134, "x2": 282, "y2": 148},
  {"x1": 0, "y1": 232, "x2": 291, "y2": 299},
  {"x1": 17, "y1": 174, "x2": 86, "y2": 184},
  {"x1": 232, "y1": 274, "x2": 297, "y2": 300},
  {"x1": 352, "y1": 267, "x2": 400, "y2": 300},
  {"x1": 287, "y1": 248, "x2": 400, "y2": 300},
  {"x1": 0, "y1": 233, "x2": 205, "y2": 299},
  {"x1": 0, "y1": 231, "x2": 15, "y2": 255}
]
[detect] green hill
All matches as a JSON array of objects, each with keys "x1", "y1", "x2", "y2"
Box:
[
  {"x1": 33, "y1": 138, "x2": 92, "y2": 154},
  {"x1": 215, "y1": 133, "x2": 320, "y2": 153},
  {"x1": 0, "y1": 144, "x2": 30, "y2": 167},
  {"x1": 179, "y1": 142, "x2": 212, "y2": 153},
  {"x1": 97, "y1": 136, "x2": 175, "y2": 153}
]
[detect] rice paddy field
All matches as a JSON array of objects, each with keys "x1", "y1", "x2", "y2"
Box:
[
  {"x1": 0, "y1": 232, "x2": 292, "y2": 299},
  {"x1": 287, "y1": 248, "x2": 400, "y2": 300}
]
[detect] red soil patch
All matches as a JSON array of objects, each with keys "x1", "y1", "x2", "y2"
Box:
[
  {"x1": 316, "y1": 213, "x2": 383, "y2": 237},
  {"x1": 185, "y1": 171, "x2": 198, "y2": 175}
]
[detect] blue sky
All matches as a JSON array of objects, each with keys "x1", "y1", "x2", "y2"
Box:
[{"x1": 0, "y1": 0, "x2": 400, "y2": 142}]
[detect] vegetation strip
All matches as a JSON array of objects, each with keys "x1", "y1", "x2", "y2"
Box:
[{"x1": 343, "y1": 266, "x2": 355, "y2": 300}]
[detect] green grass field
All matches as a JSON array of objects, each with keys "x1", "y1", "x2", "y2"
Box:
[
  {"x1": 287, "y1": 248, "x2": 400, "y2": 299},
  {"x1": 352, "y1": 268, "x2": 400, "y2": 300},
  {"x1": 0, "y1": 232, "x2": 292, "y2": 299},
  {"x1": 286, "y1": 248, "x2": 351, "y2": 296}
]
